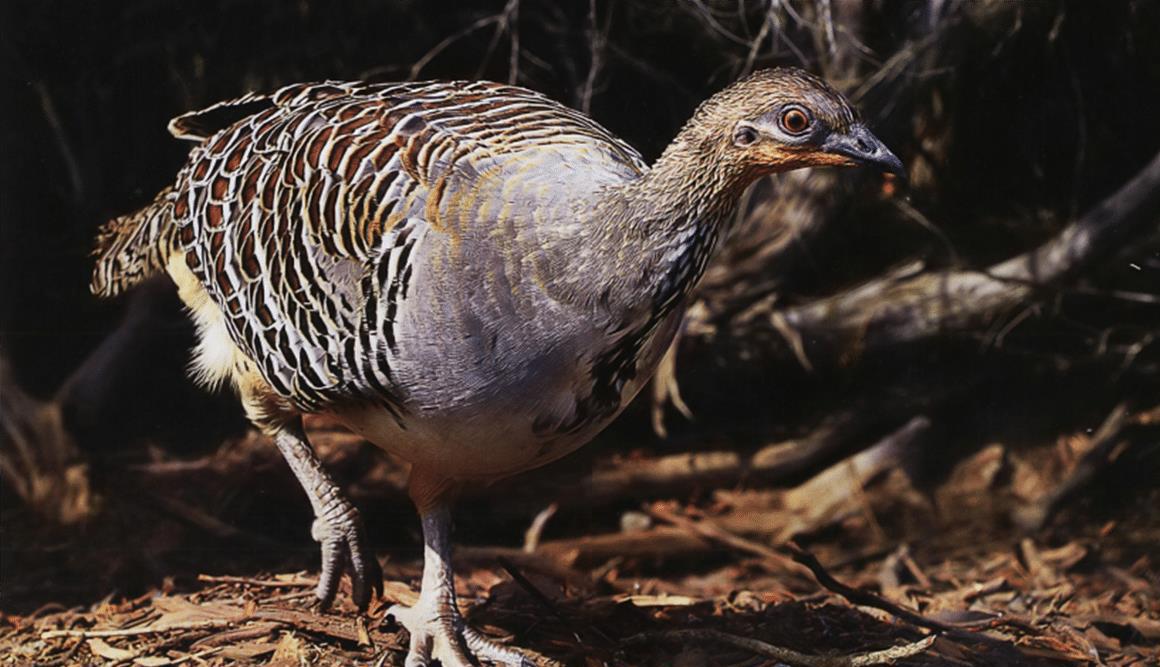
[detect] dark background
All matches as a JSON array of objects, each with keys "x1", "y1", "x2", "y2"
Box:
[
  {"x1": 3, "y1": 0, "x2": 1159, "y2": 443},
  {"x1": 3, "y1": 0, "x2": 1156, "y2": 384}
]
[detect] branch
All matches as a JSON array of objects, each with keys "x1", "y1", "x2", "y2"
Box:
[
  {"x1": 992, "y1": 153, "x2": 1160, "y2": 284},
  {"x1": 775, "y1": 150, "x2": 1160, "y2": 355}
]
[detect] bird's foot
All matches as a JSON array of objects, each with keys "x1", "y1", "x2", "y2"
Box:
[
  {"x1": 388, "y1": 599, "x2": 533, "y2": 667},
  {"x1": 310, "y1": 505, "x2": 382, "y2": 610}
]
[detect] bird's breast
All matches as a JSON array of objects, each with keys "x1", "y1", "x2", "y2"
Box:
[{"x1": 334, "y1": 297, "x2": 682, "y2": 480}]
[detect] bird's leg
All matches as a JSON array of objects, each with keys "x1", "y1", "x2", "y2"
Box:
[
  {"x1": 272, "y1": 418, "x2": 381, "y2": 609},
  {"x1": 389, "y1": 473, "x2": 532, "y2": 667}
]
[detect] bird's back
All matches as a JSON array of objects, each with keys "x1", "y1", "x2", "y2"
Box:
[{"x1": 163, "y1": 80, "x2": 648, "y2": 417}]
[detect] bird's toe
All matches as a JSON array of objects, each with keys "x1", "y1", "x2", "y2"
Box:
[
  {"x1": 310, "y1": 516, "x2": 381, "y2": 610},
  {"x1": 464, "y1": 626, "x2": 536, "y2": 667},
  {"x1": 344, "y1": 522, "x2": 382, "y2": 609},
  {"x1": 388, "y1": 602, "x2": 530, "y2": 667}
]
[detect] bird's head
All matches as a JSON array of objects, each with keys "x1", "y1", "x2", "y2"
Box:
[{"x1": 680, "y1": 67, "x2": 904, "y2": 183}]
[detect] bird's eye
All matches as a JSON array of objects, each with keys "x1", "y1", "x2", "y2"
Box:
[
  {"x1": 779, "y1": 106, "x2": 811, "y2": 135},
  {"x1": 733, "y1": 124, "x2": 759, "y2": 147}
]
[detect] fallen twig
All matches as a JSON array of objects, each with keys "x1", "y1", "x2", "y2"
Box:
[
  {"x1": 625, "y1": 628, "x2": 937, "y2": 667},
  {"x1": 780, "y1": 542, "x2": 955, "y2": 635},
  {"x1": 249, "y1": 607, "x2": 363, "y2": 644},
  {"x1": 189, "y1": 621, "x2": 284, "y2": 649},
  {"x1": 644, "y1": 503, "x2": 806, "y2": 577},
  {"x1": 197, "y1": 573, "x2": 317, "y2": 588},
  {"x1": 41, "y1": 619, "x2": 233, "y2": 640},
  {"x1": 260, "y1": 590, "x2": 318, "y2": 605}
]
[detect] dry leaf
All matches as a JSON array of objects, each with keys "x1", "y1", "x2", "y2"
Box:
[
  {"x1": 267, "y1": 632, "x2": 306, "y2": 667},
  {"x1": 88, "y1": 637, "x2": 137, "y2": 660},
  {"x1": 218, "y1": 642, "x2": 279, "y2": 660}
]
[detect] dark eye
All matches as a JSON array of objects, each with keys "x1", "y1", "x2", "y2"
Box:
[
  {"x1": 733, "y1": 124, "x2": 759, "y2": 146},
  {"x1": 779, "y1": 106, "x2": 811, "y2": 135}
]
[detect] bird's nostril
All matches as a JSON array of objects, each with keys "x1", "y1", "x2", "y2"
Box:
[{"x1": 855, "y1": 137, "x2": 872, "y2": 153}]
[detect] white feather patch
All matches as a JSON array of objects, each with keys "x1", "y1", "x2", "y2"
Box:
[{"x1": 166, "y1": 254, "x2": 243, "y2": 391}]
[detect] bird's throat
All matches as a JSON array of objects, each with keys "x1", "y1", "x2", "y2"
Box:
[{"x1": 594, "y1": 139, "x2": 744, "y2": 321}]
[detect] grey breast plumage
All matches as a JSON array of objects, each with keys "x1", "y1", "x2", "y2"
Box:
[{"x1": 166, "y1": 80, "x2": 649, "y2": 419}]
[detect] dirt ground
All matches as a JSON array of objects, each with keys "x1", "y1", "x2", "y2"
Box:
[{"x1": 2, "y1": 411, "x2": 1158, "y2": 667}]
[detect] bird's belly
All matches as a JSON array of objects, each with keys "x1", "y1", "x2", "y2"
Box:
[
  {"x1": 331, "y1": 386, "x2": 608, "y2": 480},
  {"x1": 332, "y1": 310, "x2": 682, "y2": 480}
]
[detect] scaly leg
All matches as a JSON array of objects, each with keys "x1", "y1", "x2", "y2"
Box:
[
  {"x1": 389, "y1": 472, "x2": 533, "y2": 667},
  {"x1": 273, "y1": 418, "x2": 382, "y2": 609}
]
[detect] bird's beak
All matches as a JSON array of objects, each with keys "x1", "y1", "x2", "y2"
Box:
[{"x1": 821, "y1": 123, "x2": 906, "y2": 181}]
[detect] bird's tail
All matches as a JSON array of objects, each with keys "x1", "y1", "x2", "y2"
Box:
[{"x1": 90, "y1": 186, "x2": 180, "y2": 298}]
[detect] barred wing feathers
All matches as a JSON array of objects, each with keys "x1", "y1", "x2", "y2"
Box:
[{"x1": 168, "y1": 80, "x2": 646, "y2": 411}]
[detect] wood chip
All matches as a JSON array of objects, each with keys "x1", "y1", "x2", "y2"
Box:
[
  {"x1": 614, "y1": 594, "x2": 702, "y2": 607},
  {"x1": 87, "y1": 637, "x2": 137, "y2": 660}
]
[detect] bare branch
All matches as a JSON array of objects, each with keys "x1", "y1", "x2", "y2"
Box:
[
  {"x1": 772, "y1": 150, "x2": 1160, "y2": 356},
  {"x1": 410, "y1": 2, "x2": 521, "y2": 82},
  {"x1": 579, "y1": 0, "x2": 612, "y2": 114}
]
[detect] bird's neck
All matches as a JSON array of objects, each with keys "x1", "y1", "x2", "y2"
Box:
[
  {"x1": 624, "y1": 132, "x2": 746, "y2": 233},
  {"x1": 591, "y1": 132, "x2": 747, "y2": 319}
]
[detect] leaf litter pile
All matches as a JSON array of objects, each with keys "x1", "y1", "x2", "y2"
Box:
[{"x1": 3, "y1": 405, "x2": 1158, "y2": 666}]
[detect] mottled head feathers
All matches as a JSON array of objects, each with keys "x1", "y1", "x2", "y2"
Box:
[
  {"x1": 652, "y1": 66, "x2": 900, "y2": 190},
  {"x1": 696, "y1": 67, "x2": 859, "y2": 136}
]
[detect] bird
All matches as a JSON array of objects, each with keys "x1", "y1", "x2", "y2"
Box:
[{"x1": 91, "y1": 67, "x2": 903, "y2": 666}]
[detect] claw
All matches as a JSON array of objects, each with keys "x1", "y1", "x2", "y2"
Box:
[
  {"x1": 389, "y1": 602, "x2": 533, "y2": 667},
  {"x1": 311, "y1": 515, "x2": 382, "y2": 610}
]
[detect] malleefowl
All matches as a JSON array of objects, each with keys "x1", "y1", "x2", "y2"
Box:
[{"x1": 91, "y1": 67, "x2": 903, "y2": 666}]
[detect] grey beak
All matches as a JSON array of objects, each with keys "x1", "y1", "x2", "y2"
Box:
[{"x1": 821, "y1": 123, "x2": 906, "y2": 180}]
